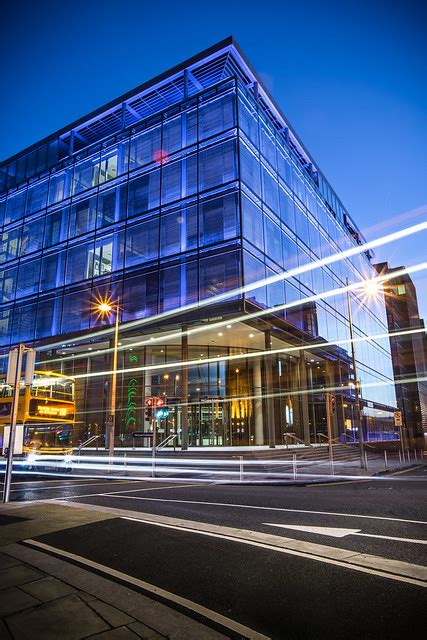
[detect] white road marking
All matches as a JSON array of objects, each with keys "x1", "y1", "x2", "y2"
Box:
[
  {"x1": 65, "y1": 482, "x2": 204, "y2": 500},
  {"x1": 120, "y1": 515, "x2": 427, "y2": 587},
  {"x1": 9, "y1": 481, "x2": 139, "y2": 492},
  {"x1": 263, "y1": 523, "x2": 427, "y2": 544},
  {"x1": 24, "y1": 539, "x2": 269, "y2": 640},
  {"x1": 95, "y1": 494, "x2": 427, "y2": 526}
]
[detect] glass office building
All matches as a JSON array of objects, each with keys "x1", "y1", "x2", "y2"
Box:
[{"x1": 0, "y1": 37, "x2": 397, "y2": 447}]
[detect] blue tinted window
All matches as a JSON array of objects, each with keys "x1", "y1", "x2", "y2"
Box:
[
  {"x1": 243, "y1": 251, "x2": 266, "y2": 307},
  {"x1": 160, "y1": 206, "x2": 197, "y2": 258},
  {"x1": 0, "y1": 267, "x2": 17, "y2": 303},
  {"x1": 66, "y1": 241, "x2": 94, "y2": 284},
  {"x1": 40, "y1": 252, "x2": 64, "y2": 291},
  {"x1": 61, "y1": 289, "x2": 90, "y2": 334},
  {"x1": 26, "y1": 180, "x2": 48, "y2": 215},
  {"x1": 21, "y1": 218, "x2": 44, "y2": 256},
  {"x1": 199, "y1": 140, "x2": 237, "y2": 192},
  {"x1": 44, "y1": 207, "x2": 68, "y2": 247},
  {"x1": 199, "y1": 250, "x2": 241, "y2": 299},
  {"x1": 242, "y1": 195, "x2": 264, "y2": 252},
  {"x1": 5, "y1": 190, "x2": 26, "y2": 224},
  {"x1": 161, "y1": 156, "x2": 197, "y2": 204},
  {"x1": 199, "y1": 193, "x2": 238, "y2": 246},
  {"x1": 12, "y1": 303, "x2": 37, "y2": 343},
  {"x1": 127, "y1": 170, "x2": 160, "y2": 217},
  {"x1": 240, "y1": 143, "x2": 261, "y2": 198},
  {"x1": 264, "y1": 216, "x2": 282, "y2": 267},
  {"x1": 123, "y1": 271, "x2": 158, "y2": 320},
  {"x1": 0, "y1": 227, "x2": 21, "y2": 263},
  {"x1": 69, "y1": 196, "x2": 97, "y2": 237},
  {"x1": 17, "y1": 259, "x2": 41, "y2": 298},
  {"x1": 126, "y1": 217, "x2": 159, "y2": 267},
  {"x1": 129, "y1": 126, "x2": 161, "y2": 170},
  {"x1": 199, "y1": 92, "x2": 235, "y2": 140}
]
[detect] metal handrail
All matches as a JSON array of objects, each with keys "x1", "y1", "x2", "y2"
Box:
[
  {"x1": 283, "y1": 433, "x2": 311, "y2": 448},
  {"x1": 317, "y1": 433, "x2": 345, "y2": 445},
  {"x1": 157, "y1": 433, "x2": 178, "y2": 451},
  {"x1": 78, "y1": 435, "x2": 101, "y2": 451}
]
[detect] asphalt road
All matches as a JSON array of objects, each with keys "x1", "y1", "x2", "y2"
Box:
[{"x1": 3, "y1": 467, "x2": 427, "y2": 639}]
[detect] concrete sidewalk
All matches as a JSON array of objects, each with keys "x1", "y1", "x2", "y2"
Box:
[{"x1": 0, "y1": 504, "x2": 228, "y2": 640}]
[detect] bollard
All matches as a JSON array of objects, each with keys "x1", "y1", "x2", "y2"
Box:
[
  {"x1": 384, "y1": 450, "x2": 388, "y2": 469},
  {"x1": 398, "y1": 450, "x2": 402, "y2": 463},
  {"x1": 239, "y1": 456, "x2": 243, "y2": 482},
  {"x1": 293, "y1": 453, "x2": 297, "y2": 480},
  {"x1": 364, "y1": 451, "x2": 368, "y2": 470}
]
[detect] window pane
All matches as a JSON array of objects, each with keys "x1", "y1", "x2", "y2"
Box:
[
  {"x1": 44, "y1": 207, "x2": 69, "y2": 247},
  {"x1": 126, "y1": 217, "x2": 159, "y2": 267},
  {"x1": 12, "y1": 303, "x2": 37, "y2": 343},
  {"x1": 21, "y1": 218, "x2": 44, "y2": 255},
  {"x1": 48, "y1": 171, "x2": 67, "y2": 206},
  {"x1": 69, "y1": 196, "x2": 97, "y2": 237},
  {"x1": 199, "y1": 92, "x2": 235, "y2": 140},
  {"x1": 129, "y1": 126, "x2": 161, "y2": 170},
  {"x1": 240, "y1": 143, "x2": 261, "y2": 198},
  {"x1": 123, "y1": 271, "x2": 158, "y2": 320},
  {"x1": 40, "y1": 252, "x2": 64, "y2": 291},
  {"x1": 5, "y1": 190, "x2": 26, "y2": 224},
  {"x1": 25, "y1": 180, "x2": 48, "y2": 215},
  {"x1": 73, "y1": 155, "x2": 100, "y2": 194},
  {"x1": 199, "y1": 250, "x2": 241, "y2": 299},
  {"x1": 264, "y1": 216, "x2": 282, "y2": 266},
  {"x1": 160, "y1": 206, "x2": 197, "y2": 258},
  {"x1": 0, "y1": 227, "x2": 21, "y2": 263},
  {"x1": 199, "y1": 193, "x2": 238, "y2": 246},
  {"x1": 61, "y1": 290, "x2": 90, "y2": 333},
  {"x1": 242, "y1": 195, "x2": 263, "y2": 251},
  {"x1": 243, "y1": 251, "x2": 266, "y2": 307},
  {"x1": 16, "y1": 259, "x2": 41, "y2": 298},
  {"x1": 66, "y1": 242, "x2": 94, "y2": 284},
  {"x1": 0, "y1": 267, "x2": 17, "y2": 303},
  {"x1": 127, "y1": 170, "x2": 160, "y2": 217},
  {"x1": 199, "y1": 139, "x2": 237, "y2": 192},
  {"x1": 161, "y1": 156, "x2": 197, "y2": 204}
]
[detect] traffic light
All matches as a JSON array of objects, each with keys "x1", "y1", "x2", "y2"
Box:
[
  {"x1": 155, "y1": 398, "x2": 165, "y2": 407},
  {"x1": 329, "y1": 394, "x2": 336, "y2": 416},
  {"x1": 145, "y1": 397, "x2": 154, "y2": 423}
]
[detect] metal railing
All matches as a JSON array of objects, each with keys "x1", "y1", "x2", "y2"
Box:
[
  {"x1": 78, "y1": 435, "x2": 101, "y2": 451},
  {"x1": 156, "y1": 433, "x2": 178, "y2": 451},
  {"x1": 283, "y1": 433, "x2": 311, "y2": 448}
]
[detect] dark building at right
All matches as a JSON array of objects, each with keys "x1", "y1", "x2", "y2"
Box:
[{"x1": 375, "y1": 262, "x2": 427, "y2": 447}]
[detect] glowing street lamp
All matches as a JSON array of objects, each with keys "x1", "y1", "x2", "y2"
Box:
[
  {"x1": 346, "y1": 277, "x2": 382, "y2": 469},
  {"x1": 97, "y1": 297, "x2": 120, "y2": 458}
]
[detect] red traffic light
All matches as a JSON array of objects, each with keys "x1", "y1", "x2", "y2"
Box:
[
  {"x1": 146, "y1": 398, "x2": 153, "y2": 406},
  {"x1": 155, "y1": 398, "x2": 165, "y2": 407}
]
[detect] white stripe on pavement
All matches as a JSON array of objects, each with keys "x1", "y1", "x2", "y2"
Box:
[
  {"x1": 120, "y1": 515, "x2": 427, "y2": 587},
  {"x1": 263, "y1": 523, "x2": 427, "y2": 544},
  {"x1": 24, "y1": 539, "x2": 269, "y2": 640},
  {"x1": 93, "y1": 494, "x2": 427, "y2": 525}
]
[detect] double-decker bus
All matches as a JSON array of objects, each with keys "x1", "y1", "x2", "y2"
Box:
[{"x1": 0, "y1": 371, "x2": 76, "y2": 455}]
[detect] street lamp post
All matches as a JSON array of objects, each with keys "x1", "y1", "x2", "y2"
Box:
[
  {"x1": 346, "y1": 279, "x2": 366, "y2": 469},
  {"x1": 98, "y1": 298, "x2": 120, "y2": 458}
]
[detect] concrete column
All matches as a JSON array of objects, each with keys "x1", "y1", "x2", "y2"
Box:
[
  {"x1": 264, "y1": 330, "x2": 276, "y2": 448},
  {"x1": 299, "y1": 351, "x2": 311, "y2": 444},
  {"x1": 181, "y1": 329, "x2": 189, "y2": 450},
  {"x1": 253, "y1": 358, "x2": 264, "y2": 445}
]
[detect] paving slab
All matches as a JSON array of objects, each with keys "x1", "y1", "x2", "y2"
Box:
[
  {"x1": 0, "y1": 619, "x2": 12, "y2": 639},
  {"x1": 0, "y1": 564, "x2": 45, "y2": 590},
  {"x1": 89, "y1": 627, "x2": 140, "y2": 639},
  {"x1": 20, "y1": 576, "x2": 77, "y2": 601},
  {"x1": 5, "y1": 593, "x2": 110, "y2": 640},
  {"x1": 0, "y1": 553, "x2": 23, "y2": 571},
  {"x1": 127, "y1": 621, "x2": 167, "y2": 639},
  {"x1": 86, "y1": 599, "x2": 135, "y2": 627},
  {"x1": 0, "y1": 586, "x2": 40, "y2": 617}
]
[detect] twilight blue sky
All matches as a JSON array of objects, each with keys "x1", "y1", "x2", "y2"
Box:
[{"x1": 1, "y1": 0, "x2": 426, "y2": 318}]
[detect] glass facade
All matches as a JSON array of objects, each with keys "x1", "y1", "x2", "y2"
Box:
[{"x1": 0, "y1": 39, "x2": 397, "y2": 446}]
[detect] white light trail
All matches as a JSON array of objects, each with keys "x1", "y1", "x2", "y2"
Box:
[
  {"x1": 33, "y1": 261, "x2": 427, "y2": 368},
  {"x1": 30, "y1": 220, "x2": 427, "y2": 353}
]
